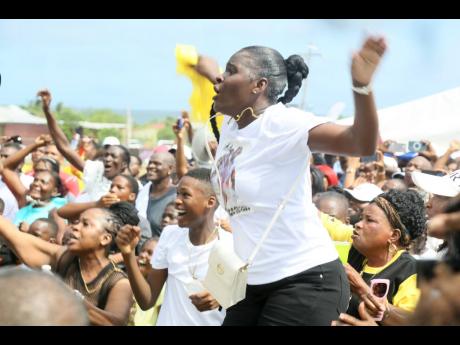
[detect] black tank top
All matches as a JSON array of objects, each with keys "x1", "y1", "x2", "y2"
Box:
[{"x1": 55, "y1": 250, "x2": 127, "y2": 309}]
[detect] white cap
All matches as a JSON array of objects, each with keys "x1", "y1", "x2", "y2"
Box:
[
  {"x1": 169, "y1": 144, "x2": 193, "y2": 160},
  {"x1": 345, "y1": 183, "x2": 384, "y2": 202},
  {"x1": 383, "y1": 155, "x2": 399, "y2": 174},
  {"x1": 411, "y1": 170, "x2": 460, "y2": 198},
  {"x1": 102, "y1": 136, "x2": 120, "y2": 146}
]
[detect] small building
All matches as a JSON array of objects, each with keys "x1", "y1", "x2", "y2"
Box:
[{"x1": 0, "y1": 105, "x2": 49, "y2": 144}]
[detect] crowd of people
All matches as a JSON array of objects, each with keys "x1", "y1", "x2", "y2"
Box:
[{"x1": 1, "y1": 35, "x2": 460, "y2": 326}]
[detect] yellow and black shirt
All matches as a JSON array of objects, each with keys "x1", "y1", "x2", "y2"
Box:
[{"x1": 347, "y1": 249, "x2": 420, "y2": 318}]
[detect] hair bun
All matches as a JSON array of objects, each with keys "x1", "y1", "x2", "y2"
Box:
[{"x1": 285, "y1": 55, "x2": 309, "y2": 80}]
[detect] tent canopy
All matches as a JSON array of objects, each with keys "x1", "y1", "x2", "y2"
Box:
[{"x1": 335, "y1": 87, "x2": 460, "y2": 155}]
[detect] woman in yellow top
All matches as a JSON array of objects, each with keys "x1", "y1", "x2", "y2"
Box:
[{"x1": 339, "y1": 189, "x2": 426, "y2": 325}]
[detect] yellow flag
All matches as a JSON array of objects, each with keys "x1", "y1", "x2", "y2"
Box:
[{"x1": 175, "y1": 44, "x2": 223, "y2": 130}]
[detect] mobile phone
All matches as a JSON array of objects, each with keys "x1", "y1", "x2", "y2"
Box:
[
  {"x1": 7, "y1": 135, "x2": 22, "y2": 144},
  {"x1": 416, "y1": 259, "x2": 440, "y2": 286},
  {"x1": 408, "y1": 141, "x2": 427, "y2": 152},
  {"x1": 388, "y1": 142, "x2": 406, "y2": 153},
  {"x1": 177, "y1": 117, "x2": 184, "y2": 130},
  {"x1": 370, "y1": 278, "x2": 390, "y2": 321},
  {"x1": 360, "y1": 153, "x2": 378, "y2": 163}
]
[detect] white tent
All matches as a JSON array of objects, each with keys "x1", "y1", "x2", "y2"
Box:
[{"x1": 335, "y1": 87, "x2": 460, "y2": 155}]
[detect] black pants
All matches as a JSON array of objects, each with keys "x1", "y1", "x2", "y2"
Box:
[{"x1": 222, "y1": 258, "x2": 350, "y2": 326}]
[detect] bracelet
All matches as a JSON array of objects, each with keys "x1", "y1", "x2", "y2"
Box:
[{"x1": 352, "y1": 84, "x2": 372, "y2": 95}]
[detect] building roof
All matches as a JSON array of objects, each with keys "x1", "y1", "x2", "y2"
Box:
[{"x1": 0, "y1": 105, "x2": 47, "y2": 124}]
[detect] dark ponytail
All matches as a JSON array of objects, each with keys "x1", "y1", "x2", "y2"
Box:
[
  {"x1": 277, "y1": 55, "x2": 309, "y2": 104},
  {"x1": 210, "y1": 103, "x2": 220, "y2": 143}
]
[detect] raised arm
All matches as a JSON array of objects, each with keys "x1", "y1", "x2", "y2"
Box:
[
  {"x1": 116, "y1": 225, "x2": 167, "y2": 310},
  {"x1": 434, "y1": 140, "x2": 460, "y2": 171},
  {"x1": 57, "y1": 193, "x2": 120, "y2": 221},
  {"x1": 308, "y1": 37, "x2": 387, "y2": 156},
  {"x1": 3, "y1": 134, "x2": 51, "y2": 171},
  {"x1": 0, "y1": 160, "x2": 28, "y2": 207},
  {"x1": 0, "y1": 215, "x2": 65, "y2": 268},
  {"x1": 172, "y1": 119, "x2": 189, "y2": 181},
  {"x1": 37, "y1": 89, "x2": 85, "y2": 172}
]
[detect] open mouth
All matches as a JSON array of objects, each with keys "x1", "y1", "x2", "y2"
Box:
[{"x1": 351, "y1": 230, "x2": 360, "y2": 240}]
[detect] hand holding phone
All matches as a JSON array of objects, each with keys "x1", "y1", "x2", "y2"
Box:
[
  {"x1": 370, "y1": 278, "x2": 390, "y2": 321},
  {"x1": 177, "y1": 117, "x2": 184, "y2": 130},
  {"x1": 408, "y1": 141, "x2": 428, "y2": 152}
]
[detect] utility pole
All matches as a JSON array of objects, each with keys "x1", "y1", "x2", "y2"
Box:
[
  {"x1": 299, "y1": 44, "x2": 322, "y2": 111},
  {"x1": 126, "y1": 107, "x2": 132, "y2": 146}
]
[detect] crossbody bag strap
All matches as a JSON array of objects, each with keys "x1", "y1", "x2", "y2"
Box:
[
  {"x1": 205, "y1": 114, "x2": 307, "y2": 268},
  {"x1": 245, "y1": 168, "x2": 305, "y2": 267}
]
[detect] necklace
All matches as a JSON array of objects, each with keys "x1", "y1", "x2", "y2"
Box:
[
  {"x1": 187, "y1": 227, "x2": 218, "y2": 280},
  {"x1": 77, "y1": 258, "x2": 119, "y2": 294}
]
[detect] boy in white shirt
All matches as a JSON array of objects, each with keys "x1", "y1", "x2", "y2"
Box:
[{"x1": 116, "y1": 168, "x2": 231, "y2": 326}]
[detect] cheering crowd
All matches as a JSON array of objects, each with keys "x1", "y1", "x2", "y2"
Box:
[{"x1": 1, "y1": 36, "x2": 460, "y2": 326}]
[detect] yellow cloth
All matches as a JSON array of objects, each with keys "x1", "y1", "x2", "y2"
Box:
[
  {"x1": 175, "y1": 44, "x2": 223, "y2": 130},
  {"x1": 362, "y1": 250, "x2": 420, "y2": 312},
  {"x1": 129, "y1": 286, "x2": 165, "y2": 326},
  {"x1": 62, "y1": 165, "x2": 84, "y2": 192},
  {"x1": 320, "y1": 212, "x2": 354, "y2": 243}
]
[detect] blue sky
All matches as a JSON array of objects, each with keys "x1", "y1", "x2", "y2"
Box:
[{"x1": 1, "y1": 19, "x2": 460, "y2": 118}]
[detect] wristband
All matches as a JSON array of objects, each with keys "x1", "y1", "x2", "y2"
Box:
[{"x1": 352, "y1": 84, "x2": 372, "y2": 95}]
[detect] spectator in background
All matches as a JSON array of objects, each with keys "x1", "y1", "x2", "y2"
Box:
[
  {"x1": 58, "y1": 174, "x2": 152, "y2": 253},
  {"x1": 160, "y1": 201, "x2": 179, "y2": 229},
  {"x1": 0, "y1": 158, "x2": 67, "y2": 227},
  {"x1": 411, "y1": 169, "x2": 460, "y2": 259},
  {"x1": 0, "y1": 197, "x2": 4, "y2": 216},
  {"x1": 344, "y1": 183, "x2": 383, "y2": 226},
  {"x1": 434, "y1": 140, "x2": 460, "y2": 173},
  {"x1": 404, "y1": 155, "x2": 433, "y2": 188},
  {"x1": 129, "y1": 154, "x2": 143, "y2": 182},
  {"x1": 0, "y1": 268, "x2": 89, "y2": 325},
  {"x1": 382, "y1": 178, "x2": 408, "y2": 192},
  {"x1": 127, "y1": 236, "x2": 164, "y2": 326},
  {"x1": 136, "y1": 153, "x2": 176, "y2": 237},
  {"x1": 37, "y1": 89, "x2": 131, "y2": 203},
  {"x1": 310, "y1": 166, "x2": 327, "y2": 198},
  {"x1": 0, "y1": 142, "x2": 34, "y2": 189}
]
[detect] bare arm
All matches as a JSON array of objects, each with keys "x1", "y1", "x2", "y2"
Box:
[
  {"x1": 3, "y1": 135, "x2": 51, "y2": 171},
  {"x1": 37, "y1": 89, "x2": 85, "y2": 172},
  {"x1": 57, "y1": 193, "x2": 120, "y2": 221},
  {"x1": 116, "y1": 225, "x2": 167, "y2": 310},
  {"x1": 0, "y1": 160, "x2": 28, "y2": 207},
  {"x1": 84, "y1": 278, "x2": 133, "y2": 326},
  {"x1": 0, "y1": 216, "x2": 65, "y2": 268},
  {"x1": 48, "y1": 208, "x2": 68, "y2": 245},
  {"x1": 194, "y1": 55, "x2": 221, "y2": 84},
  {"x1": 172, "y1": 120, "x2": 189, "y2": 181},
  {"x1": 309, "y1": 37, "x2": 387, "y2": 156},
  {"x1": 434, "y1": 140, "x2": 460, "y2": 171}
]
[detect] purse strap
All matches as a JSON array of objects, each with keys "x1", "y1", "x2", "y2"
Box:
[{"x1": 205, "y1": 114, "x2": 306, "y2": 268}]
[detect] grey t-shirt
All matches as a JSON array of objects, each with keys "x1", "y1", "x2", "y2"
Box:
[{"x1": 146, "y1": 186, "x2": 177, "y2": 237}]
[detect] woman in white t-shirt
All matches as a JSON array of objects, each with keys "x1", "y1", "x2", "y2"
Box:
[
  {"x1": 194, "y1": 36, "x2": 387, "y2": 325},
  {"x1": 116, "y1": 168, "x2": 231, "y2": 326}
]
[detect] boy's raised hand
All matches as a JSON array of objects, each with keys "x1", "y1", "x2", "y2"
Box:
[{"x1": 115, "y1": 224, "x2": 141, "y2": 255}]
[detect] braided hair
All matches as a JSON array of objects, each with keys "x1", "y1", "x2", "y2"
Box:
[{"x1": 100, "y1": 201, "x2": 140, "y2": 252}]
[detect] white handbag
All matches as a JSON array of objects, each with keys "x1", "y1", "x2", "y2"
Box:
[{"x1": 202, "y1": 115, "x2": 305, "y2": 309}]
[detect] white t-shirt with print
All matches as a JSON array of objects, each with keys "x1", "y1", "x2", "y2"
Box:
[
  {"x1": 151, "y1": 224, "x2": 232, "y2": 326},
  {"x1": 212, "y1": 102, "x2": 339, "y2": 285}
]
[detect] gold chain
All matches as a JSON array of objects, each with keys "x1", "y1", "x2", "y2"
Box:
[{"x1": 77, "y1": 258, "x2": 121, "y2": 295}]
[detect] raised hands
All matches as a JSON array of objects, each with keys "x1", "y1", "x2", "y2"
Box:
[
  {"x1": 34, "y1": 134, "x2": 53, "y2": 147},
  {"x1": 194, "y1": 55, "x2": 220, "y2": 84},
  {"x1": 115, "y1": 224, "x2": 141, "y2": 255},
  {"x1": 37, "y1": 89, "x2": 52, "y2": 109},
  {"x1": 351, "y1": 36, "x2": 387, "y2": 87}
]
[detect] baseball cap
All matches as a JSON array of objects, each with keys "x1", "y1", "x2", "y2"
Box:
[
  {"x1": 102, "y1": 136, "x2": 120, "y2": 146},
  {"x1": 169, "y1": 144, "x2": 193, "y2": 161},
  {"x1": 316, "y1": 165, "x2": 339, "y2": 186},
  {"x1": 411, "y1": 169, "x2": 460, "y2": 198},
  {"x1": 344, "y1": 183, "x2": 384, "y2": 203}
]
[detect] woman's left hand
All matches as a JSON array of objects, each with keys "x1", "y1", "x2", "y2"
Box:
[{"x1": 351, "y1": 36, "x2": 387, "y2": 86}]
